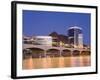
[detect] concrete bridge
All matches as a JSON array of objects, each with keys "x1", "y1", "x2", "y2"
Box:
[
  {"x1": 23, "y1": 44, "x2": 90, "y2": 59},
  {"x1": 23, "y1": 44, "x2": 90, "y2": 51}
]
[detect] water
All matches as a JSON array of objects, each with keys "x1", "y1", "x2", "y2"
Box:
[{"x1": 22, "y1": 55, "x2": 91, "y2": 69}]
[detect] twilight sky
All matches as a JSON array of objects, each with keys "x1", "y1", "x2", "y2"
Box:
[{"x1": 23, "y1": 10, "x2": 91, "y2": 45}]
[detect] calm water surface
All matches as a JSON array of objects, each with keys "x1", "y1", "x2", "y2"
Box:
[{"x1": 22, "y1": 55, "x2": 91, "y2": 69}]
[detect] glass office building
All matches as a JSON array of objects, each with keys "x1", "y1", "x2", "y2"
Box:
[{"x1": 68, "y1": 26, "x2": 83, "y2": 48}]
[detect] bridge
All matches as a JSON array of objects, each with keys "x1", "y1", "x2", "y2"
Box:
[
  {"x1": 23, "y1": 44, "x2": 90, "y2": 51},
  {"x1": 23, "y1": 44, "x2": 90, "y2": 59}
]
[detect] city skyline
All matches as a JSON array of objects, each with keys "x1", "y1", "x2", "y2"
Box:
[{"x1": 23, "y1": 10, "x2": 91, "y2": 45}]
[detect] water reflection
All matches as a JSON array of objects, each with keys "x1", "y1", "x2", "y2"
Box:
[
  {"x1": 22, "y1": 55, "x2": 91, "y2": 69},
  {"x1": 22, "y1": 49, "x2": 91, "y2": 69}
]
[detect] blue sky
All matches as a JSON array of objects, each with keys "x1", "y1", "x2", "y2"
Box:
[{"x1": 23, "y1": 10, "x2": 91, "y2": 45}]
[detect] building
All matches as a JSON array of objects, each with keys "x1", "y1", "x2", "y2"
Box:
[
  {"x1": 23, "y1": 36, "x2": 52, "y2": 46},
  {"x1": 32, "y1": 36, "x2": 52, "y2": 46},
  {"x1": 49, "y1": 32, "x2": 68, "y2": 47},
  {"x1": 49, "y1": 32, "x2": 60, "y2": 47},
  {"x1": 67, "y1": 26, "x2": 83, "y2": 48},
  {"x1": 23, "y1": 36, "x2": 33, "y2": 44}
]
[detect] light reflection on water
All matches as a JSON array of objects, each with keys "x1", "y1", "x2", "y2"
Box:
[{"x1": 22, "y1": 56, "x2": 91, "y2": 69}]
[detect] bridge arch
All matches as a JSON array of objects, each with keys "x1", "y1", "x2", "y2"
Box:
[
  {"x1": 47, "y1": 49, "x2": 60, "y2": 57},
  {"x1": 28, "y1": 48, "x2": 45, "y2": 58},
  {"x1": 61, "y1": 49, "x2": 71, "y2": 57},
  {"x1": 23, "y1": 49, "x2": 33, "y2": 59},
  {"x1": 81, "y1": 51, "x2": 91, "y2": 55},
  {"x1": 72, "y1": 50, "x2": 80, "y2": 56}
]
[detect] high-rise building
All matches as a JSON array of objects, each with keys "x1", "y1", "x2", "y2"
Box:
[{"x1": 68, "y1": 26, "x2": 83, "y2": 48}]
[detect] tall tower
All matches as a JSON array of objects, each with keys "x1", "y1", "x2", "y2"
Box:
[{"x1": 68, "y1": 26, "x2": 83, "y2": 48}]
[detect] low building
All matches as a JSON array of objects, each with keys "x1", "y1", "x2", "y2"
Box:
[
  {"x1": 33, "y1": 36, "x2": 52, "y2": 46},
  {"x1": 23, "y1": 36, "x2": 33, "y2": 44}
]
